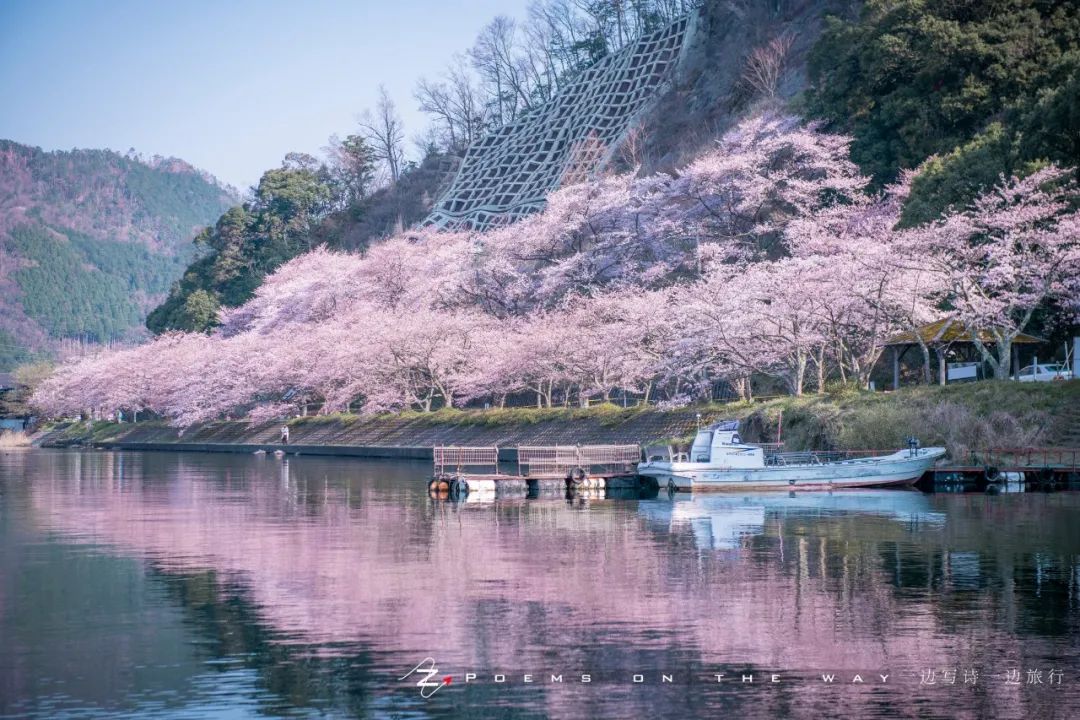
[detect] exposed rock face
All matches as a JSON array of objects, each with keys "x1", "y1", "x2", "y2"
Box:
[{"x1": 637, "y1": 0, "x2": 856, "y2": 172}]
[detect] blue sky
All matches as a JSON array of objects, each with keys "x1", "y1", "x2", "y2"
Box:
[{"x1": 0, "y1": 0, "x2": 530, "y2": 190}]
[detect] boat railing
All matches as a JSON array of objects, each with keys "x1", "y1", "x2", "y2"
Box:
[{"x1": 765, "y1": 449, "x2": 884, "y2": 466}]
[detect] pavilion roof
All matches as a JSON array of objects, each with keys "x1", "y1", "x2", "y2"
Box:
[{"x1": 884, "y1": 317, "x2": 1044, "y2": 347}]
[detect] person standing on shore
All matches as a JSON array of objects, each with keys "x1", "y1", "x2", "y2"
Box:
[{"x1": 280, "y1": 424, "x2": 289, "y2": 445}]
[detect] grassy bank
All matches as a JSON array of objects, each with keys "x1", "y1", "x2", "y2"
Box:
[
  {"x1": 39, "y1": 381, "x2": 1080, "y2": 458},
  {"x1": 731, "y1": 381, "x2": 1080, "y2": 458}
]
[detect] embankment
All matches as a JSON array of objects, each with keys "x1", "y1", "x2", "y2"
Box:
[{"x1": 38, "y1": 381, "x2": 1080, "y2": 460}]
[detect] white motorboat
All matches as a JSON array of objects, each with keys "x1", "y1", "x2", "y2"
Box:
[{"x1": 637, "y1": 420, "x2": 946, "y2": 492}]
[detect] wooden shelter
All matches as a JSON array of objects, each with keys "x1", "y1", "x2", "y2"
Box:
[{"x1": 883, "y1": 317, "x2": 1044, "y2": 388}]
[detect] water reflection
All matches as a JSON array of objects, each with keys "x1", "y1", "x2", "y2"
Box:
[
  {"x1": 639, "y1": 491, "x2": 946, "y2": 551},
  {"x1": 1, "y1": 449, "x2": 1078, "y2": 719}
]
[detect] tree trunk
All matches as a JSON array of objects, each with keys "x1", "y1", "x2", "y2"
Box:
[
  {"x1": 816, "y1": 346, "x2": 826, "y2": 394},
  {"x1": 792, "y1": 351, "x2": 807, "y2": 397},
  {"x1": 995, "y1": 341, "x2": 1013, "y2": 380},
  {"x1": 892, "y1": 347, "x2": 900, "y2": 391},
  {"x1": 918, "y1": 342, "x2": 932, "y2": 384},
  {"x1": 734, "y1": 376, "x2": 749, "y2": 402}
]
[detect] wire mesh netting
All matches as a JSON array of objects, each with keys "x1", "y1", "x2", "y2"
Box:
[{"x1": 425, "y1": 16, "x2": 690, "y2": 230}]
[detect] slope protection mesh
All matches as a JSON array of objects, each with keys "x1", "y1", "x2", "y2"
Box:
[{"x1": 425, "y1": 16, "x2": 691, "y2": 231}]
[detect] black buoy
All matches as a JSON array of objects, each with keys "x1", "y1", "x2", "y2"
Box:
[
  {"x1": 1037, "y1": 467, "x2": 1056, "y2": 491},
  {"x1": 568, "y1": 466, "x2": 587, "y2": 486},
  {"x1": 449, "y1": 476, "x2": 470, "y2": 501}
]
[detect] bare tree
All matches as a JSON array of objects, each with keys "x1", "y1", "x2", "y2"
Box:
[
  {"x1": 359, "y1": 85, "x2": 406, "y2": 184},
  {"x1": 615, "y1": 122, "x2": 649, "y2": 170},
  {"x1": 742, "y1": 32, "x2": 795, "y2": 99},
  {"x1": 470, "y1": 17, "x2": 535, "y2": 126},
  {"x1": 415, "y1": 56, "x2": 488, "y2": 154},
  {"x1": 559, "y1": 131, "x2": 607, "y2": 185},
  {"x1": 415, "y1": 77, "x2": 459, "y2": 150},
  {"x1": 414, "y1": 0, "x2": 701, "y2": 158}
]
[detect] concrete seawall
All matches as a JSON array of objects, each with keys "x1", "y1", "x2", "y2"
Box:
[
  {"x1": 40, "y1": 407, "x2": 725, "y2": 460},
  {"x1": 97, "y1": 441, "x2": 438, "y2": 460}
]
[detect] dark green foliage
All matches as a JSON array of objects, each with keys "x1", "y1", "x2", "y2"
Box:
[
  {"x1": 66, "y1": 229, "x2": 190, "y2": 296},
  {"x1": 0, "y1": 330, "x2": 35, "y2": 372},
  {"x1": 123, "y1": 162, "x2": 238, "y2": 249},
  {"x1": 6, "y1": 225, "x2": 181, "y2": 342},
  {"x1": 147, "y1": 160, "x2": 335, "y2": 333},
  {"x1": 807, "y1": 0, "x2": 1080, "y2": 220},
  {"x1": 1016, "y1": 49, "x2": 1080, "y2": 173},
  {"x1": 899, "y1": 123, "x2": 1047, "y2": 226}
]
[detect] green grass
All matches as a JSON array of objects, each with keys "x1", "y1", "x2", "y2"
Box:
[
  {"x1": 358, "y1": 403, "x2": 658, "y2": 428},
  {"x1": 728, "y1": 381, "x2": 1080, "y2": 457}
]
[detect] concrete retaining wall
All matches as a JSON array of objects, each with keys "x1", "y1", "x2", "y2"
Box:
[{"x1": 42, "y1": 407, "x2": 727, "y2": 460}]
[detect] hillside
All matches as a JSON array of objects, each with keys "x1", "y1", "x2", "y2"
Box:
[
  {"x1": 144, "y1": 0, "x2": 847, "y2": 333},
  {"x1": 0, "y1": 141, "x2": 236, "y2": 366}
]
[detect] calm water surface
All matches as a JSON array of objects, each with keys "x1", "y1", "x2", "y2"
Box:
[{"x1": 1, "y1": 449, "x2": 1079, "y2": 719}]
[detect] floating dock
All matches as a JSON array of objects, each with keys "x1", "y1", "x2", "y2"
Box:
[
  {"x1": 429, "y1": 444, "x2": 1080, "y2": 499},
  {"x1": 428, "y1": 444, "x2": 643, "y2": 499},
  {"x1": 923, "y1": 447, "x2": 1080, "y2": 490}
]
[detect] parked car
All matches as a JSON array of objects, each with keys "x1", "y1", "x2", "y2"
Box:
[{"x1": 1015, "y1": 363, "x2": 1073, "y2": 382}]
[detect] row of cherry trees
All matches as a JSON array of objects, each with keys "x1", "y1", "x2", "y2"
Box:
[{"x1": 33, "y1": 114, "x2": 1080, "y2": 425}]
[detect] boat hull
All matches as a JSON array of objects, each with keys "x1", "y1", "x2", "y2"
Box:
[{"x1": 638, "y1": 448, "x2": 946, "y2": 492}]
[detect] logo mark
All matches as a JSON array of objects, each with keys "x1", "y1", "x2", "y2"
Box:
[{"x1": 400, "y1": 657, "x2": 451, "y2": 698}]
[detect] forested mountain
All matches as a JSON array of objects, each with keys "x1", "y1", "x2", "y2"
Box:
[{"x1": 0, "y1": 141, "x2": 235, "y2": 368}]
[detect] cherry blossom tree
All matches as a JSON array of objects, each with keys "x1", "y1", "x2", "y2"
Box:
[
  {"x1": 659, "y1": 112, "x2": 867, "y2": 262},
  {"x1": 898, "y1": 167, "x2": 1080, "y2": 378},
  {"x1": 784, "y1": 175, "x2": 942, "y2": 388}
]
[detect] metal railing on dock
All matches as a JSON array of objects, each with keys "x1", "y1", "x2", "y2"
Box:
[
  {"x1": 984, "y1": 447, "x2": 1080, "y2": 469},
  {"x1": 431, "y1": 444, "x2": 642, "y2": 479},
  {"x1": 517, "y1": 444, "x2": 641, "y2": 477},
  {"x1": 433, "y1": 446, "x2": 500, "y2": 475}
]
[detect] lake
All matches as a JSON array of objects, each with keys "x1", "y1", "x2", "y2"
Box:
[{"x1": 1, "y1": 449, "x2": 1078, "y2": 719}]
